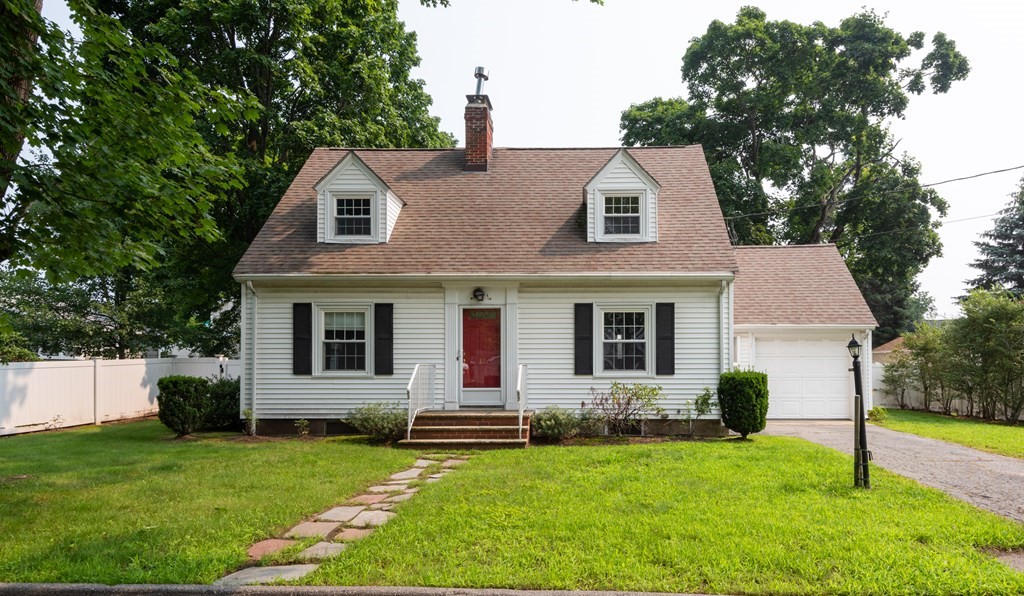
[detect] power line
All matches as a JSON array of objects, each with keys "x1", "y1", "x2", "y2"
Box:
[
  {"x1": 723, "y1": 164, "x2": 1024, "y2": 222},
  {"x1": 838, "y1": 211, "x2": 1002, "y2": 243}
]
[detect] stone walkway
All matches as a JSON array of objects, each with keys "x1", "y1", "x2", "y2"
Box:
[
  {"x1": 765, "y1": 421, "x2": 1024, "y2": 523},
  {"x1": 215, "y1": 455, "x2": 469, "y2": 586}
]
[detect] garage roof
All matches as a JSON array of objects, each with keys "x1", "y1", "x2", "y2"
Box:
[{"x1": 733, "y1": 245, "x2": 877, "y2": 327}]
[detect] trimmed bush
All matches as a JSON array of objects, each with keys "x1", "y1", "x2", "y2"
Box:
[
  {"x1": 532, "y1": 406, "x2": 580, "y2": 441},
  {"x1": 157, "y1": 376, "x2": 211, "y2": 437},
  {"x1": 868, "y1": 406, "x2": 888, "y2": 422},
  {"x1": 347, "y1": 403, "x2": 406, "y2": 445},
  {"x1": 588, "y1": 382, "x2": 665, "y2": 436},
  {"x1": 718, "y1": 371, "x2": 769, "y2": 439},
  {"x1": 205, "y1": 377, "x2": 241, "y2": 430},
  {"x1": 576, "y1": 409, "x2": 605, "y2": 437}
]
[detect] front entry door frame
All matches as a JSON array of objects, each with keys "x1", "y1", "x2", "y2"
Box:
[
  {"x1": 458, "y1": 305, "x2": 505, "y2": 407},
  {"x1": 443, "y1": 284, "x2": 518, "y2": 411}
]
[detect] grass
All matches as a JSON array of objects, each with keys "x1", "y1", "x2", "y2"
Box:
[
  {"x1": 308, "y1": 438, "x2": 1024, "y2": 595},
  {"x1": 0, "y1": 420, "x2": 415, "y2": 584},
  {"x1": 873, "y1": 409, "x2": 1024, "y2": 459}
]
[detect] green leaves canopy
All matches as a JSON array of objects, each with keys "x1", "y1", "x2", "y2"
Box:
[{"x1": 620, "y1": 7, "x2": 969, "y2": 342}]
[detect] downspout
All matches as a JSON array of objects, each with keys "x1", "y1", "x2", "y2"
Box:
[
  {"x1": 719, "y1": 281, "x2": 727, "y2": 374},
  {"x1": 246, "y1": 281, "x2": 259, "y2": 434},
  {"x1": 727, "y1": 280, "x2": 734, "y2": 371}
]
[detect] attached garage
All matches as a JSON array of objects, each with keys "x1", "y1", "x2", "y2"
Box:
[{"x1": 732, "y1": 245, "x2": 877, "y2": 420}]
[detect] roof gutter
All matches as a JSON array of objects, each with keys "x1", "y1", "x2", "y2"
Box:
[{"x1": 234, "y1": 271, "x2": 736, "y2": 284}]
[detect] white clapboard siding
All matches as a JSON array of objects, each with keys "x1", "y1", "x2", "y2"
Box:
[
  {"x1": 585, "y1": 151, "x2": 659, "y2": 243},
  {"x1": 240, "y1": 283, "x2": 256, "y2": 413},
  {"x1": 251, "y1": 287, "x2": 445, "y2": 419},
  {"x1": 518, "y1": 286, "x2": 724, "y2": 415},
  {"x1": 316, "y1": 156, "x2": 388, "y2": 244},
  {"x1": 386, "y1": 190, "x2": 402, "y2": 241}
]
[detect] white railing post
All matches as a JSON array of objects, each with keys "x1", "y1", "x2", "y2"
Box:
[
  {"x1": 406, "y1": 364, "x2": 436, "y2": 441},
  {"x1": 516, "y1": 364, "x2": 527, "y2": 439}
]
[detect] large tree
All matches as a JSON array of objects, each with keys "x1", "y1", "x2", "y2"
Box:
[
  {"x1": 1, "y1": 0, "x2": 248, "y2": 278},
  {"x1": 620, "y1": 7, "x2": 969, "y2": 342},
  {"x1": 96, "y1": 0, "x2": 456, "y2": 354},
  {"x1": 967, "y1": 177, "x2": 1024, "y2": 296}
]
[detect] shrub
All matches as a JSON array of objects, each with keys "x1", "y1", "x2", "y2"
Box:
[
  {"x1": 294, "y1": 418, "x2": 310, "y2": 437},
  {"x1": 576, "y1": 408, "x2": 605, "y2": 437},
  {"x1": 868, "y1": 406, "x2": 888, "y2": 422},
  {"x1": 532, "y1": 406, "x2": 580, "y2": 441},
  {"x1": 0, "y1": 332, "x2": 39, "y2": 364},
  {"x1": 347, "y1": 403, "x2": 406, "y2": 444},
  {"x1": 205, "y1": 377, "x2": 241, "y2": 430},
  {"x1": 684, "y1": 386, "x2": 718, "y2": 435},
  {"x1": 718, "y1": 371, "x2": 769, "y2": 439},
  {"x1": 157, "y1": 376, "x2": 211, "y2": 436},
  {"x1": 587, "y1": 382, "x2": 665, "y2": 436}
]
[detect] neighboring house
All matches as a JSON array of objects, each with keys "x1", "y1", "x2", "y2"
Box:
[
  {"x1": 233, "y1": 89, "x2": 876, "y2": 440},
  {"x1": 872, "y1": 336, "x2": 905, "y2": 365}
]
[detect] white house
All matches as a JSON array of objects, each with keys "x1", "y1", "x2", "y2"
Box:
[{"x1": 233, "y1": 90, "x2": 875, "y2": 445}]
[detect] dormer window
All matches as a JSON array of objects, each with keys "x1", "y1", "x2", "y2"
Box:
[
  {"x1": 585, "y1": 149, "x2": 660, "y2": 244},
  {"x1": 334, "y1": 193, "x2": 374, "y2": 237},
  {"x1": 602, "y1": 194, "x2": 642, "y2": 236}
]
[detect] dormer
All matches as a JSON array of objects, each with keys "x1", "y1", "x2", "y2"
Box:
[
  {"x1": 584, "y1": 149, "x2": 660, "y2": 243},
  {"x1": 314, "y1": 152, "x2": 404, "y2": 244}
]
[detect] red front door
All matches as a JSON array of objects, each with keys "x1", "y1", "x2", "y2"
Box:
[{"x1": 461, "y1": 308, "x2": 502, "y2": 405}]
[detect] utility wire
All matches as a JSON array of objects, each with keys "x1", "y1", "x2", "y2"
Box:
[
  {"x1": 838, "y1": 211, "x2": 1003, "y2": 243},
  {"x1": 723, "y1": 164, "x2": 1024, "y2": 222}
]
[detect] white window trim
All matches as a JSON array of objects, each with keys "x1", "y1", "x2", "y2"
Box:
[
  {"x1": 325, "y1": 190, "x2": 379, "y2": 244},
  {"x1": 314, "y1": 303, "x2": 374, "y2": 377},
  {"x1": 595, "y1": 190, "x2": 650, "y2": 242},
  {"x1": 593, "y1": 304, "x2": 654, "y2": 377}
]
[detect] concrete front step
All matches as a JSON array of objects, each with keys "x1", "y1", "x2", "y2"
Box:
[
  {"x1": 397, "y1": 438, "x2": 529, "y2": 449},
  {"x1": 409, "y1": 425, "x2": 526, "y2": 440},
  {"x1": 413, "y1": 410, "x2": 532, "y2": 427}
]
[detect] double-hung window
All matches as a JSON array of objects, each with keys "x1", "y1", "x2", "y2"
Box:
[
  {"x1": 334, "y1": 194, "x2": 374, "y2": 238},
  {"x1": 603, "y1": 195, "x2": 642, "y2": 236},
  {"x1": 601, "y1": 308, "x2": 649, "y2": 372},
  {"x1": 323, "y1": 310, "x2": 368, "y2": 372}
]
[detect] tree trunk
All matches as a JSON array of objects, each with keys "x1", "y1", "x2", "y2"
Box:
[{"x1": 0, "y1": 0, "x2": 45, "y2": 199}]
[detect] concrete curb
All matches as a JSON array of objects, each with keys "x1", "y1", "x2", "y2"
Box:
[{"x1": 0, "y1": 586, "x2": 709, "y2": 596}]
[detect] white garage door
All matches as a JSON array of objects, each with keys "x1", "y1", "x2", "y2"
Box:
[{"x1": 755, "y1": 338, "x2": 852, "y2": 419}]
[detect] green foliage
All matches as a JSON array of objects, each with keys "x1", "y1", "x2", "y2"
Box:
[
  {"x1": 575, "y1": 408, "x2": 605, "y2": 438},
  {"x1": 718, "y1": 371, "x2": 769, "y2": 439},
  {"x1": 294, "y1": 418, "x2": 310, "y2": 437},
  {"x1": 893, "y1": 289, "x2": 1024, "y2": 423},
  {"x1": 881, "y1": 349, "x2": 915, "y2": 409},
  {"x1": 587, "y1": 382, "x2": 665, "y2": 436},
  {"x1": 620, "y1": 7, "x2": 969, "y2": 342},
  {"x1": 156, "y1": 376, "x2": 211, "y2": 437},
  {"x1": 0, "y1": 330, "x2": 38, "y2": 363},
  {"x1": 347, "y1": 403, "x2": 406, "y2": 445},
  {"x1": 531, "y1": 406, "x2": 582, "y2": 442},
  {"x1": 1, "y1": 0, "x2": 249, "y2": 277},
  {"x1": 0, "y1": 267, "x2": 175, "y2": 358},
  {"x1": 684, "y1": 386, "x2": 718, "y2": 435},
  {"x1": 867, "y1": 406, "x2": 888, "y2": 422},
  {"x1": 968, "y1": 177, "x2": 1024, "y2": 296},
  {"x1": 205, "y1": 377, "x2": 241, "y2": 431},
  {"x1": 242, "y1": 408, "x2": 257, "y2": 436},
  {"x1": 96, "y1": 0, "x2": 456, "y2": 354}
]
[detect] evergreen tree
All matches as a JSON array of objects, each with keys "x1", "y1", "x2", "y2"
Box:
[{"x1": 968, "y1": 178, "x2": 1024, "y2": 296}]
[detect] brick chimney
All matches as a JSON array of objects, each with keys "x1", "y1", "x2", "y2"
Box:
[{"x1": 464, "y1": 94, "x2": 493, "y2": 172}]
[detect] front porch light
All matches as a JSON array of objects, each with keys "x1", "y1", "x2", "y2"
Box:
[{"x1": 847, "y1": 334, "x2": 861, "y2": 359}]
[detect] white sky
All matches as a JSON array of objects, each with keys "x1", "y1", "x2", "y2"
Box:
[{"x1": 42, "y1": 0, "x2": 1024, "y2": 317}]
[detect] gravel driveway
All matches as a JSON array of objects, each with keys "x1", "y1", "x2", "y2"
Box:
[{"x1": 765, "y1": 421, "x2": 1024, "y2": 523}]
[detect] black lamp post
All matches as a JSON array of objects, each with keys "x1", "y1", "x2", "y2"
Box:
[{"x1": 848, "y1": 334, "x2": 871, "y2": 488}]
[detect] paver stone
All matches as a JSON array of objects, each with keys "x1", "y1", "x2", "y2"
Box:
[
  {"x1": 413, "y1": 459, "x2": 433, "y2": 468},
  {"x1": 386, "y1": 492, "x2": 414, "y2": 503},
  {"x1": 390, "y1": 468, "x2": 422, "y2": 480},
  {"x1": 298, "y1": 542, "x2": 348, "y2": 561},
  {"x1": 285, "y1": 521, "x2": 340, "y2": 539},
  {"x1": 368, "y1": 484, "x2": 404, "y2": 493},
  {"x1": 317, "y1": 506, "x2": 364, "y2": 522},
  {"x1": 214, "y1": 564, "x2": 319, "y2": 586},
  {"x1": 442, "y1": 459, "x2": 468, "y2": 468},
  {"x1": 350, "y1": 510, "x2": 396, "y2": 527},
  {"x1": 335, "y1": 527, "x2": 374, "y2": 541},
  {"x1": 349, "y1": 493, "x2": 387, "y2": 505},
  {"x1": 247, "y1": 539, "x2": 295, "y2": 559}
]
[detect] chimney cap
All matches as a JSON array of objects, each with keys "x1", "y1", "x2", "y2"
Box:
[{"x1": 466, "y1": 94, "x2": 493, "y2": 110}]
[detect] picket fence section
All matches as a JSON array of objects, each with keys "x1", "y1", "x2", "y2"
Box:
[{"x1": 0, "y1": 357, "x2": 240, "y2": 436}]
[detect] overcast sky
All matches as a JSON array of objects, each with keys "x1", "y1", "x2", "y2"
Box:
[{"x1": 43, "y1": 0, "x2": 1024, "y2": 317}]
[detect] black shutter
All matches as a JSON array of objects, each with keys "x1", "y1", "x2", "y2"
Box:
[
  {"x1": 655, "y1": 303, "x2": 675, "y2": 375},
  {"x1": 293, "y1": 303, "x2": 313, "y2": 375},
  {"x1": 374, "y1": 303, "x2": 394, "y2": 376},
  {"x1": 574, "y1": 303, "x2": 594, "y2": 375}
]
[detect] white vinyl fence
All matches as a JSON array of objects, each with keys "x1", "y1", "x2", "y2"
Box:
[
  {"x1": 0, "y1": 357, "x2": 240, "y2": 436},
  {"x1": 872, "y1": 361, "x2": 1024, "y2": 420}
]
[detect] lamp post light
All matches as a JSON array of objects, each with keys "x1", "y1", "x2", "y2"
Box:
[{"x1": 848, "y1": 334, "x2": 871, "y2": 488}]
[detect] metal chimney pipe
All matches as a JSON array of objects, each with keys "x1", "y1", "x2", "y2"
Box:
[{"x1": 474, "y1": 66, "x2": 489, "y2": 95}]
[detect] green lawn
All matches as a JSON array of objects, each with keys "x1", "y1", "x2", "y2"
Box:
[
  {"x1": 0, "y1": 420, "x2": 414, "y2": 584},
  {"x1": 308, "y1": 438, "x2": 1024, "y2": 595},
  {"x1": 873, "y1": 409, "x2": 1024, "y2": 459}
]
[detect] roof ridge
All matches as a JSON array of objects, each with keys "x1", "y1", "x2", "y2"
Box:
[
  {"x1": 735, "y1": 243, "x2": 837, "y2": 250},
  {"x1": 314, "y1": 145, "x2": 702, "y2": 152}
]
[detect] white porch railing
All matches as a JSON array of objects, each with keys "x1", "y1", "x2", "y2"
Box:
[
  {"x1": 516, "y1": 363, "x2": 528, "y2": 439},
  {"x1": 406, "y1": 364, "x2": 436, "y2": 440}
]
